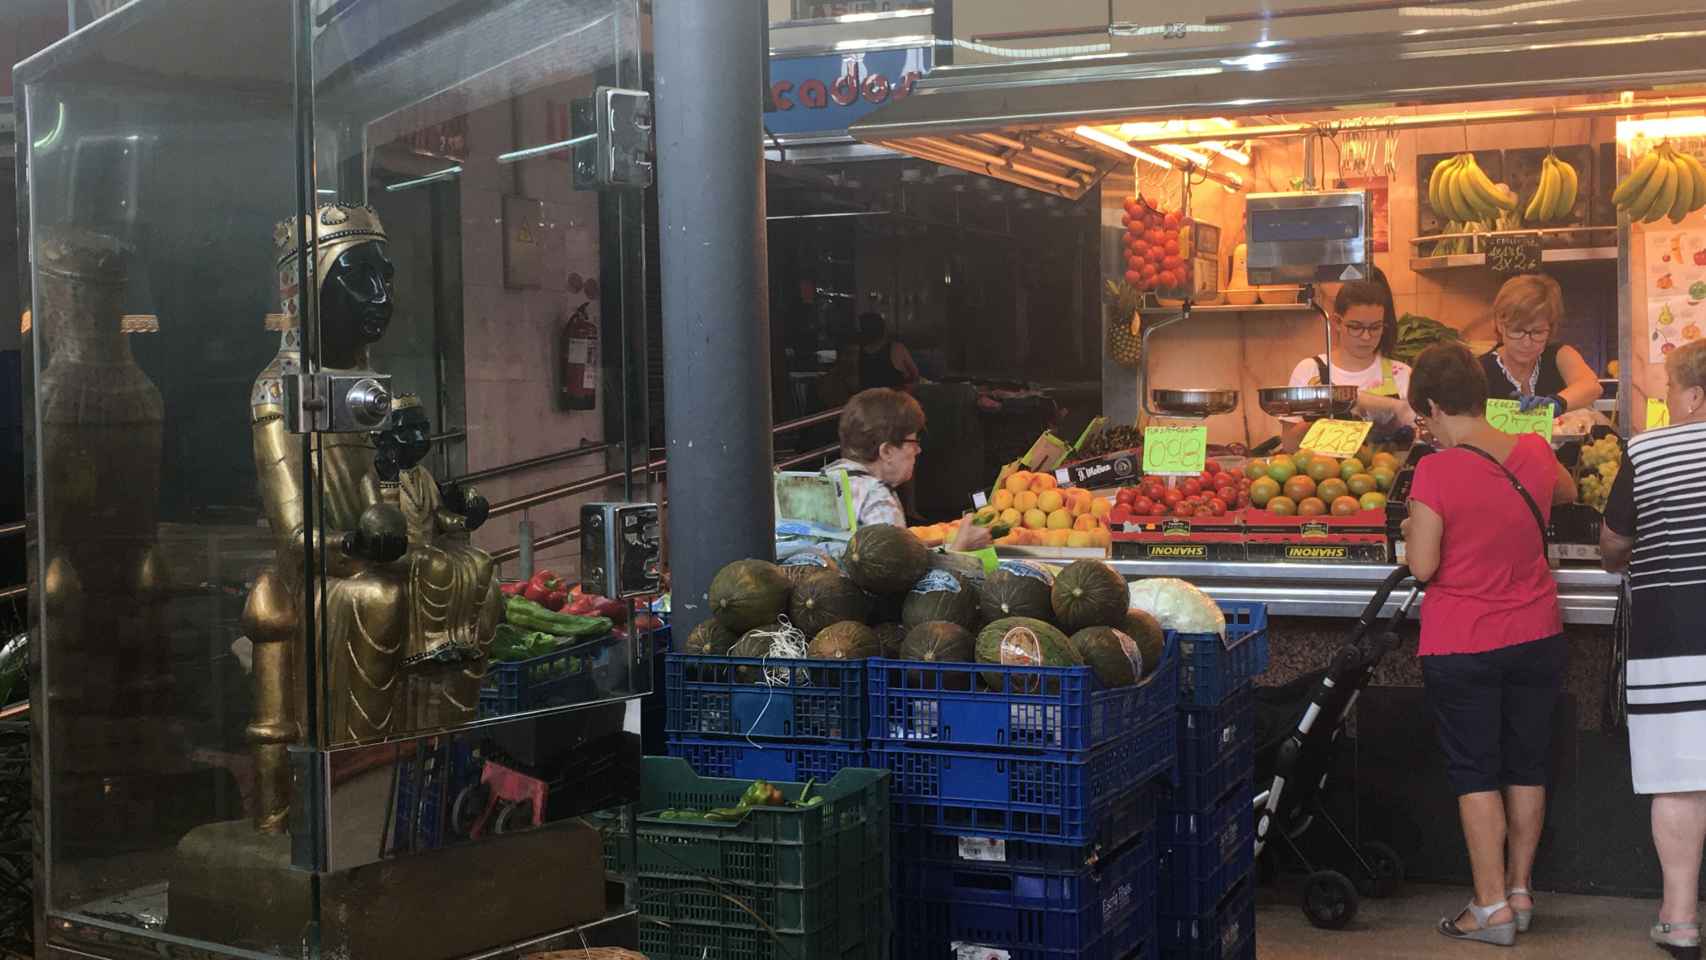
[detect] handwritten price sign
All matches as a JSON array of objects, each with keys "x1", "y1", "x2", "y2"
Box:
[
  {"x1": 1484, "y1": 234, "x2": 1541, "y2": 276},
  {"x1": 1485, "y1": 398, "x2": 1554, "y2": 440},
  {"x1": 1141, "y1": 425, "x2": 1208, "y2": 476},
  {"x1": 1298, "y1": 419, "x2": 1374, "y2": 459}
]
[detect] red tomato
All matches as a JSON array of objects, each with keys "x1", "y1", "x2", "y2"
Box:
[
  {"x1": 1125, "y1": 270, "x2": 1142, "y2": 284},
  {"x1": 1164, "y1": 211, "x2": 1182, "y2": 229},
  {"x1": 1143, "y1": 482, "x2": 1166, "y2": 501},
  {"x1": 1204, "y1": 460, "x2": 1222, "y2": 475},
  {"x1": 1124, "y1": 197, "x2": 1141, "y2": 215},
  {"x1": 1173, "y1": 503, "x2": 1197, "y2": 517},
  {"x1": 1162, "y1": 488, "x2": 1184, "y2": 506},
  {"x1": 1149, "y1": 503, "x2": 1168, "y2": 517},
  {"x1": 1163, "y1": 255, "x2": 1184, "y2": 271},
  {"x1": 1236, "y1": 494, "x2": 1251, "y2": 509},
  {"x1": 1146, "y1": 228, "x2": 1165, "y2": 245},
  {"x1": 1156, "y1": 271, "x2": 1176, "y2": 288},
  {"x1": 1164, "y1": 238, "x2": 1181, "y2": 256},
  {"x1": 1144, "y1": 247, "x2": 1162, "y2": 264},
  {"x1": 1198, "y1": 469, "x2": 1218, "y2": 486},
  {"x1": 1216, "y1": 486, "x2": 1239, "y2": 504},
  {"x1": 1131, "y1": 495, "x2": 1155, "y2": 514},
  {"x1": 1109, "y1": 504, "x2": 1133, "y2": 524},
  {"x1": 1208, "y1": 497, "x2": 1228, "y2": 516},
  {"x1": 1181, "y1": 478, "x2": 1202, "y2": 496},
  {"x1": 1127, "y1": 254, "x2": 1144, "y2": 271},
  {"x1": 1116, "y1": 488, "x2": 1138, "y2": 505}
]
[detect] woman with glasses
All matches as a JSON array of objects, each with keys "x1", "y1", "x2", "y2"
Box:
[
  {"x1": 1478, "y1": 274, "x2": 1602, "y2": 416},
  {"x1": 1283, "y1": 277, "x2": 1416, "y2": 444}
]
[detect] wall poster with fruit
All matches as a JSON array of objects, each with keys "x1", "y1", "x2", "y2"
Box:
[{"x1": 1643, "y1": 226, "x2": 1706, "y2": 362}]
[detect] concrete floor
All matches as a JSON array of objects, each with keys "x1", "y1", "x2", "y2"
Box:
[{"x1": 1256, "y1": 883, "x2": 1684, "y2": 959}]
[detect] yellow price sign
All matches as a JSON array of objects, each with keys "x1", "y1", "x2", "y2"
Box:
[
  {"x1": 1485, "y1": 398, "x2": 1554, "y2": 440},
  {"x1": 1298, "y1": 419, "x2": 1374, "y2": 459},
  {"x1": 1648, "y1": 398, "x2": 1671, "y2": 429},
  {"x1": 1141, "y1": 425, "x2": 1208, "y2": 476}
]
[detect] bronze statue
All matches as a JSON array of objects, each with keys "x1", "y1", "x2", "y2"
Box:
[{"x1": 242, "y1": 202, "x2": 499, "y2": 833}]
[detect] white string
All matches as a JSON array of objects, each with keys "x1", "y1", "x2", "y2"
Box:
[{"x1": 743, "y1": 617, "x2": 810, "y2": 747}]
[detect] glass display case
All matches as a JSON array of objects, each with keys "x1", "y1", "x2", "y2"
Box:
[{"x1": 15, "y1": 0, "x2": 651, "y2": 956}]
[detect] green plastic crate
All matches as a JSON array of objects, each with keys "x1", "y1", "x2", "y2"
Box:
[{"x1": 637, "y1": 893, "x2": 890, "y2": 960}]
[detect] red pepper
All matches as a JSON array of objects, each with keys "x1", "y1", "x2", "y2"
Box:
[
  {"x1": 522, "y1": 581, "x2": 554, "y2": 605},
  {"x1": 499, "y1": 581, "x2": 525, "y2": 597},
  {"x1": 592, "y1": 597, "x2": 628, "y2": 624},
  {"x1": 530, "y1": 570, "x2": 563, "y2": 593},
  {"x1": 568, "y1": 595, "x2": 599, "y2": 616},
  {"x1": 544, "y1": 589, "x2": 569, "y2": 612}
]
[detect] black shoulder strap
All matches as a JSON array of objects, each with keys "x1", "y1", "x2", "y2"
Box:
[
  {"x1": 1312, "y1": 355, "x2": 1330, "y2": 386},
  {"x1": 1458, "y1": 443, "x2": 1549, "y2": 551}
]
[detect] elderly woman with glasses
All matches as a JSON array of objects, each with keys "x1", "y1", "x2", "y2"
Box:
[
  {"x1": 1479, "y1": 274, "x2": 1603, "y2": 416},
  {"x1": 1283, "y1": 278, "x2": 1416, "y2": 445}
]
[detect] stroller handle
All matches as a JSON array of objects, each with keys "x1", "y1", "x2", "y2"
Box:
[{"x1": 1355, "y1": 565, "x2": 1418, "y2": 632}]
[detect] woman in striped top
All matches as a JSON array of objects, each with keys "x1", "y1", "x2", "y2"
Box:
[{"x1": 1602, "y1": 339, "x2": 1706, "y2": 957}]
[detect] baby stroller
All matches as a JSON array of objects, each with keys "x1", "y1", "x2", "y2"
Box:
[{"x1": 1252, "y1": 565, "x2": 1422, "y2": 930}]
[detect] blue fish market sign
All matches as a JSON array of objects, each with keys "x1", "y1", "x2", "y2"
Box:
[{"x1": 767, "y1": 45, "x2": 933, "y2": 136}]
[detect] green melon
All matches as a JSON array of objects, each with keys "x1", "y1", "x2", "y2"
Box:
[
  {"x1": 901, "y1": 569, "x2": 979, "y2": 630},
  {"x1": 1051, "y1": 560, "x2": 1129, "y2": 632},
  {"x1": 974, "y1": 616, "x2": 1080, "y2": 692},
  {"x1": 902, "y1": 620, "x2": 976, "y2": 691},
  {"x1": 709, "y1": 559, "x2": 791, "y2": 633},
  {"x1": 843, "y1": 523, "x2": 930, "y2": 594},
  {"x1": 980, "y1": 562, "x2": 1056, "y2": 622},
  {"x1": 1069, "y1": 626, "x2": 1143, "y2": 687},
  {"x1": 1120, "y1": 608, "x2": 1167, "y2": 678},
  {"x1": 789, "y1": 570, "x2": 870, "y2": 638},
  {"x1": 807, "y1": 620, "x2": 881, "y2": 660},
  {"x1": 684, "y1": 618, "x2": 739, "y2": 656},
  {"x1": 728, "y1": 623, "x2": 794, "y2": 682},
  {"x1": 865, "y1": 588, "x2": 906, "y2": 627},
  {"x1": 873, "y1": 622, "x2": 909, "y2": 659}
]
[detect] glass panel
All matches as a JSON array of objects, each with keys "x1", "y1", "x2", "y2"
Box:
[
  {"x1": 19, "y1": 0, "x2": 311, "y2": 955},
  {"x1": 302, "y1": 0, "x2": 646, "y2": 753}
]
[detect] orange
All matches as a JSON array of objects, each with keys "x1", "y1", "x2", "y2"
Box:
[
  {"x1": 1038, "y1": 490, "x2": 1065, "y2": 514},
  {"x1": 1031, "y1": 473, "x2": 1058, "y2": 492},
  {"x1": 1015, "y1": 490, "x2": 1040, "y2": 513},
  {"x1": 1090, "y1": 497, "x2": 1112, "y2": 519},
  {"x1": 1023, "y1": 508, "x2": 1049, "y2": 530},
  {"x1": 992, "y1": 489, "x2": 1016, "y2": 511},
  {"x1": 1005, "y1": 471, "x2": 1034, "y2": 495},
  {"x1": 1066, "y1": 530, "x2": 1094, "y2": 548},
  {"x1": 1073, "y1": 514, "x2": 1098, "y2": 531},
  {"x1": 999, "y1": 507, "x2": 1022, "y2": 528},
  {"x1": 1047, "y1": 508, "x2": 1074, "y2": 530}
]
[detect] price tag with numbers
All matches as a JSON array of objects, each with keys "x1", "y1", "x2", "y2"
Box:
[
  {"x1": 1141, "y1": 425, "x2": 1208, "y2": 476},
  {"x1": 1484, "y1": 234, "x2": 1541, "y2": 275},
  {"x1": 1485, "y1": 398, "x2": 1554, "y2": 440},
  {"x1": 1298, "y1": 419, "x2": 1374, "y2": 459}
]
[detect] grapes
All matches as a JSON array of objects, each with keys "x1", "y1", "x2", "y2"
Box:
[{"x1": 1575, "y1": 435, "x2": 1622, "y2": 512}]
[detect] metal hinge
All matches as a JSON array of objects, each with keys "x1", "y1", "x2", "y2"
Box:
[
  {"x1": 573, "y1": 87, "x2": 654, "y2": 191},
  {"x1": 281, "y1": 371, "x2": 394, "y2": 434}
]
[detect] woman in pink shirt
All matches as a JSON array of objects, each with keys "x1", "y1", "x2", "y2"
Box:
[{"x1": 1401, "y1": 343, "x2": 1576, "y2": 947}]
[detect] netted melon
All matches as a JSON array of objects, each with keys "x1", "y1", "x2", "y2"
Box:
[
  {"x1": 1051, "y1": 560, "x2": 1129, "y2": 632},
  {"x1": 974, "y1": 616, "x2": 1080, "y2": 692},
  {"x1": 1069, "y1": 626, "x2": 1143, "y2": 687},
  {"x1": 843, "y1": 523, "x2": 929, "y2": 594},
  {"x1": 709, "y1": 559, "x2": 790, "y2": 633},
  {"x1": 789, "y1": 570, "x2": 870, "y2": 638},
  {"x1": 684, "y1": 618, "x2": 739, "y2": 656},
  {"x1": 1120, "y1": 608, "x2": 1167, "y2": 678},
  {"x1": 806, "y1": 620, "x2": 880, "y2": 660},
  {"x1": 902, "y1": 620, "x2": 976, "y2": 690},
  {"x1": 980, "y1": 562, "x2": 1055, "y2": 622},
  {"x1": 901, "y1": 569, "x2": 979, "y2": 630}
]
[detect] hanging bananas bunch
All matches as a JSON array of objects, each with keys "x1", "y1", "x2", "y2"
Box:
[
  {"x1": 1614, "y1": 143, "x2": 1706, "y2": 224},
  {"x1": 1523, "y1": 152, "x2": 1580, "y2": 225},
  {"x1": 1429, "y1": 152, "x2": 1518, "y2": 225}
]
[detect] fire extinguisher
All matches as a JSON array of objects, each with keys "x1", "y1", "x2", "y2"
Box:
[{"x1": 559, "y1": 301, "x2": 597, "y2": 411}]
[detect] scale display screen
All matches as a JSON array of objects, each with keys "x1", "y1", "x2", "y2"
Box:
[{"x1": 1248, "y1": 204, "x2": 1363, "y2": 243}]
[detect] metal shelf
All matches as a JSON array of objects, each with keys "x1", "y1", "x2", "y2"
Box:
[
  {"x1": 1138, "y1": 302, "x2": 1316, "y2": 316},
  {"x1": 1410, "y1": 246, "x2": 1618, "y2": 272}
]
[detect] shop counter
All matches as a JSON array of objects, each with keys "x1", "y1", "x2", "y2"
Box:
[{"x1": 1107, "y1": 560, "x2": 1622, "y2": 626}]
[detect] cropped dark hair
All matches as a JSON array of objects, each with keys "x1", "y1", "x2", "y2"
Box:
[
  {"x1": 839, "y1": 388, "x2": 925, "y2": 462},
  {"x1": 1334, "y1": 278, "x2": 1398, "y2": 357},
  {"x1": 1407, "y1": 342, "x2": 1489, "y2": 417}
]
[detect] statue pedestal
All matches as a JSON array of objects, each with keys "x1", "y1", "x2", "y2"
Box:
[{"x1": 169, "y1": 819, "x2": 608, "y2": 958}]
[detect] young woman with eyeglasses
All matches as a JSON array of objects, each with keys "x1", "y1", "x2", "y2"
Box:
[
  {"x1": 1282, "y1": 277, "x2": 1416, "y2": 445},
  {"x1": 1478, "y1": 274, "x2": 1603, "y2": 416}
]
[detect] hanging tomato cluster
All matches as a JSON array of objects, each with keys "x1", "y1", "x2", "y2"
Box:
[{"x1": 1121, "y1": 196, "x2": 1191, "y2": 294}]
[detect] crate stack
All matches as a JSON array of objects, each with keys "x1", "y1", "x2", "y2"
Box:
[
  {"x1": 611, "y1": 756, "x2": 891, "y2": 960},
  {"x1": 1157, "y1": 602, "x2": 1271, "y2": 960},
  {"x1": 663, "y1": 651, "x2": 870, "y2": 781},
  {"x1": 868, "y1": 635, "x2": 1182, "y2": 960}
]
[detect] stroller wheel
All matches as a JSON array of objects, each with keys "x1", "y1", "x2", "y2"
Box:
[
  {"x1": 1357, "y1": 841, "x2": 1405, "y2": 899},
  {"x1": 1302, "y1": 869, "x2": 1359, "y2": 930}
]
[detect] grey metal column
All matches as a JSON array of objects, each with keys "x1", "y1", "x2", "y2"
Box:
[{"x1": 654, "y1": 0, "x2": 775, "y2": 641}]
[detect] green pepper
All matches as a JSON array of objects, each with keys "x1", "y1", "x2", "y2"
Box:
[
  {"x1": 741, "y1": 780, "x2": 774, "y2": 808},
  {"x1": 505, "y1": 596, "x2": 612, "y2": 637},
  {"x1": 704, "y1": 806, "x2": 749, "y2": 822}
]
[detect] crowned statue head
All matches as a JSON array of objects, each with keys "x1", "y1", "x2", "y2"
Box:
[{"x1": 273, "y1": 201, "x2": 395, "y2": 365}]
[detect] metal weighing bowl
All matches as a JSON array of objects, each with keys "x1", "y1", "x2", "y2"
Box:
[
  {"x1": 1257, "y1": 384, "x2": 1360, "y2": 418},
  {"x1": 1151, "y1": 388, "x2": 1239, "y2": 418}
]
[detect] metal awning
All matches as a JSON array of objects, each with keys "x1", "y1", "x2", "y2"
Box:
[{"x1": 849, "y1": 10, "x2": 1706, "y2": 198}]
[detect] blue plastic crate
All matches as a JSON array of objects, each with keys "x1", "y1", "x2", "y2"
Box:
[
  {"x1": 479, "y1": 643, "x2": 596, "y2": 718},
  {"x1": 1177, "y1": 602, "x2": 1269, "y2": 708},
  {"x1": 869, "y1": 632, "x2": 1178, "y2": 752},
  {"x1": 894, "y1": 830, "x2": 1155, "y2": 960},
  {"x1": 390, "y1": 740, "x2": 481, "y2": 854},
  {"x1": 877, "y1": 716, "x2": 1174, "y2": 844},
  {"x1": 1177, "y1": 691, "x2": 1256, "y2": 778},
  {"x1": 667, "y1": 736, "x2": 867, "y2": 783},
  {"x1": 1166, "y1": 734, "x2": 1254, "y2": 814},
  {"x1": 1159, "y1": 878, "x2": 1255, "y2": 960},
  {"x1": 666, "y1": 653, "x2": 868, "y2": 743},
  {"x1": 892, "y1": 782, "x2": 1158, "y2": 872},
  {"x1": 1159, "y1": 784, "x2": 1255, "y2": 916}
]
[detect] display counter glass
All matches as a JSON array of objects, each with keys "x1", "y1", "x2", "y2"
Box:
[{"x1": 16, "y1": 1, "x2": 646, "y2": 956}]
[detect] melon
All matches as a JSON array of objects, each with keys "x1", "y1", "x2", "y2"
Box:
[
  {"x1": 807, "y1": 620, "x2": 880, "y2": 660},
  {"x1": 980, "y1": 561, "x2": 1055, "y2": 622},
  {"x1": 975, "y1": 616, "x2": 1080, "y2": 692},
  {"x1": 1069, "y1": 626, "x2": 1143, "y2": 687},
  {"x1": 873, "y1": 622, "x2": 909, "y2": 659},
  {"x1": 843, "y1": 523, "x2": 930, "y2": 594},
  {"x1": 901, "y1": 569, "x2": 979, "y2": 630},
  {"x1": 865, "y1": 588, "x2": 906, "y2": 627},
  {"x1": 902, "y1": 621, "x2": 976, "y2": 691},
  {"x1": 1120, "y1": 608, "x2": 1167, "y2": 678},
  {"x1": 1051, "y1": 560, "x2": 1129, "y2": 632},
  {"x1": 781, "y1": 547, "x2": 839, "y2": 588},
  {"x1": 709, "y1": 559, "x2": 791, "y2": 633},
  {"x1": 684, "y1": 618, "x2": 739, "y2": 656},
  {"x1": 728, "y1": 623, "x2": 796, "y2": 682},
  {"x1": 789, "y1": 569, "x2": 870, "y2": 638}
]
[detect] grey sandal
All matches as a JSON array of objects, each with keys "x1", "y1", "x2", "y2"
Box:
[
  {"x1": 1507, "y1": 887, "x2": 1534, "y2": 933},
  {"x1": 1651, "y1": 920, "x2": 1701, "y2": 959},
  {"x1": 1438, "y1": 899, "x2": 1517, "y2": 946}
]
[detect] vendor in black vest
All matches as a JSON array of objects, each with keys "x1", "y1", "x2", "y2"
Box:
[
  {"x1": 1281, "y1": 276, "x2": 1416, "y2": 446},
  {"x1": 1478, "y1": 273, "x2": 1602, "y2": 415}
]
